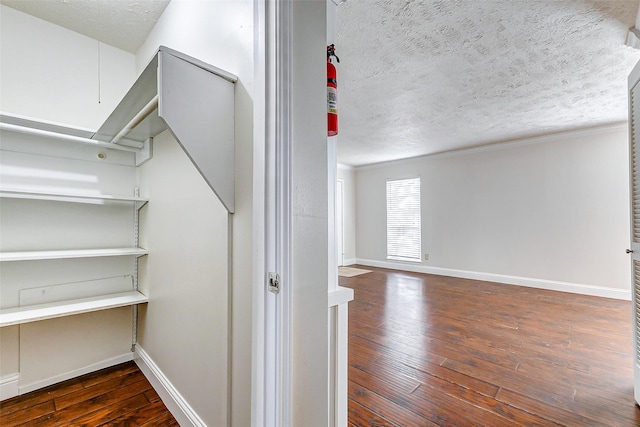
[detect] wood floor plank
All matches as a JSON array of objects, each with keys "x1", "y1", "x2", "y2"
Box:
[
  {"x1": 0, "y1": 377, "x2": 83, "y2": 417},
  {"x1": 349, "y1": 381, "x2": 438, "y2": 427},
  {"x1": 381, "y1": 358, "x2": 560, "y2": 427},
  {"x1": 351, "y1": 335, "x2": 501, "y2": 397},
  {"x1": 348, "y1": 399, "x2": 400, "y2": 427},
  {"x1": 54, "y1": 370, "x2": 147, "y2": 410},
  {"x1": 21, "y1": 380, "x2": 153, "y2": 427},
  {"x1": 349, "y1": 351, "x2": 422, "y2": 394},
  {"x1": 95, "y1": 400, "x2": 171, "y2": 426},
  {"x1": 0, "y1": 400, "x2": 55, "y2": 427},
  {"x1": 66, "y1": 393, "x2": 150, "y2": 426},
  {"x1": 80, "y1": 361, "x2": 141, "y2": 388},
  {"x1": 496, "y1": 387, "x2": 620, "y2": 427},
  {"x1": 135, "y1": 405, "x2": 182, "y2": 427},
  {"x1": 348, "y1": 325, "x2": 447, "y2": 366},
  {"x1": 144, "y1": 387, "x2": 162, "y2": 403},
  {"x1": 342, "y1": 265, "x2": 640, "y2": 427},
  {"x1": 350, "y1": 364, "x2": 517, "y2": 427},
  {"x1": 0, "y1": 363, "x2": 175, "y2": 426}
]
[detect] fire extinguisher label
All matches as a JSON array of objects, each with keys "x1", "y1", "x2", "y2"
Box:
[{"x1": 327, "y1": 87, "x2": 338, "y2": 114}]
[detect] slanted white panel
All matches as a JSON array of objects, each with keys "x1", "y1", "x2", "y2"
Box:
[
  {"x1": 91, "y1": 46, "x2": 237, "y2": 212},
  {"x1": 92, "y1": 54, "x2": 163, "y2": 144},
  {"x1": 158, "y1": 49, "x2": 236, "y2": 212}
]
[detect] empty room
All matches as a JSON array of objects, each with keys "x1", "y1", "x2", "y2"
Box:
[{"x1": 333, "y1": 1, "x2": 640, "y2": 426}]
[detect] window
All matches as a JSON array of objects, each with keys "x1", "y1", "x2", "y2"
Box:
[{"x1": 386, "y1": 177, "x2": 421, "y2": 262}]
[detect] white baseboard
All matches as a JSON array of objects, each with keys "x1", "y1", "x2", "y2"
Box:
[
  {"x1": 342, "y1": 259, "x2": 357, "y2": 267},
  {"x1": 356, "y1": 258, "x2": 632, "y2": 301},
  {"x1": 0, "y1": 373, "x2": 20, "y2": 400},
  {"x1": 135, "y1": 345, "x2": 206, "y2": 427},
  {"x1": 19, "y1": 352, "x2": 134, "y2": 395}
]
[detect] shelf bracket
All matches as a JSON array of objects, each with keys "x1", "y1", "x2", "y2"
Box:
[
  {"x1": 131, "y1": 305, "x2": 139, "y2": 352},
  {"x1": 136, "y1": 137, "x2": 153, "y2": 167}
]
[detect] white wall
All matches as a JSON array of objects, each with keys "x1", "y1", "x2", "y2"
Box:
[
  {"x1": 137, "y1": 130, "x2": 229, "y2": 426},
  {"x1": 0, "y1": 5, "x2": 135, "y2": 129},
  {"x1": 134, "y1": 1, "x2": 254, "y2": 425},
  {"x1": 291, "y1": 1, "x2": 329, "y2": 424},
  {"x1": 356, "y1": 125, "x2": 631, "y2": 298},
  {"x1": 337, "y1": 166, "x2": 357, "y2": 265}
]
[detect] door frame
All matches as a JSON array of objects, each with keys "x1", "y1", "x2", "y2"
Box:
[
  {"x1": 252, "y1": 0, "x2": 293, "y2": 425},
  {"x1": 254, "y1": 2, "x2": 331, "y2": 426},
  {"x1": 336, "y1": 179, "x2": 345, "y2": 267}
]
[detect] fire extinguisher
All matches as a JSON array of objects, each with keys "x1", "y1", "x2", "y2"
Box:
[{"x1": 327, "y1": 44, "x2": 339, "y2": 136}]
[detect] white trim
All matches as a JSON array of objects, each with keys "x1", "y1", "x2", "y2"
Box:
[
  {"x1": 329, "y1": 301, "x2": 350, "y2": 427},
  {"x1": 19, "y1": 352, "x2": 133, "y2": 394},
  {"x1": 275, "y1": 0, "x2": 293, "y2": 424},
  {"x1": 328, "y1": 286, "x2": 354, "y2": 308},
  {"x1": 252, "y1": 0, "x2": 267, "y2": 426},
  {"x1": 342, "y1": 258, "x2": 357, "y2": 266},
  {"x1": 135, "y1": 345, "x2": 206, "y2": 427},
  {"x1": 356, "y1": 122, "x2": 629, "y2": 171},
  {"x1": 337, "y1": 163, "x2": 353, "y2": 171},
  {"x1": 356, "y1": 258, "x2": 631, "y2": 301},
  {"x1": 335, "y1": 178, "x2": 344, "y2": 270},
  {"x1": 336, "y1": 302, "x2": 349, "y2": 427},
  {"x1": 0, "y1": 373, "x2": 20, "y2": 400},
  {"x1": 253, "y1": 0, "x2": 294, "y2": 425}
]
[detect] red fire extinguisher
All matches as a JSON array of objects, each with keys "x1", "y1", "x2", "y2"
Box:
[{"x1": 327, "y1": 44, "x2": 339, "y2": 136}]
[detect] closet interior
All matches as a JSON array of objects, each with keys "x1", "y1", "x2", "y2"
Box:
[{"x1": 0, "y1": 46, "x2": 236, "y2": 398}]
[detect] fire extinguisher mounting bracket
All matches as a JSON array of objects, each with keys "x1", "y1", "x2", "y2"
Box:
[{"x1": 327, "y1": 44, "x2": 340, "y2": 63}]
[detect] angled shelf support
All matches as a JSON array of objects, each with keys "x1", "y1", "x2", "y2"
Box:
[{"x1": 93, "y1": 46, "x2": 238, "y2": 212}]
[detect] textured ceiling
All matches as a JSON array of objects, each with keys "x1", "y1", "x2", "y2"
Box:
[
  {"x1": 3, "y1": 0, "x2": 639, "y2": 167},
  {"x1": 336, "y1": 0, "x2": 640, "y2": 166},
  {"x1": 0, "y1": 0, "x2": 170, "y2": 53}
]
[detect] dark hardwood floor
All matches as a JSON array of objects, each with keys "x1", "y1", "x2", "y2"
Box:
[
  {"x1": 3, "y1": 266, "x2": 637, "y2": 426},
  {"x1": 0, "y1": 361, "x2": 177, "y2": 426},
  {"x1": 341, "y1": 266, "x2": 640, "y2": 427}
]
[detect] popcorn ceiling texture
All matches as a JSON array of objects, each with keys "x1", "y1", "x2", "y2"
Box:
[
  {"x1": 0, "y1": 0, "x2": 170, "y2": 53},
  {"x1": 336, "y1": 0, "x2": 640, "y2": 166}
]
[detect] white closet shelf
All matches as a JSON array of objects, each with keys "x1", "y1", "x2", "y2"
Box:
[
  {"x1": 0, "y1": 248, "x2": 148, "y2": 262},
  {"x1": 0, "y1": 291, "x2": 148, "y2": 327},
  {"x1": 0, "y1": 189, "x2": 148, "y2": 206}
]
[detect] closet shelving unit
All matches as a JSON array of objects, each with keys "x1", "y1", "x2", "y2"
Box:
[
  {"x1": 0, "y1": 184, "x2": 150, "y2": 327},
  {"x1": 0, "y1": 46, "x2": 237, "y2": 331}
]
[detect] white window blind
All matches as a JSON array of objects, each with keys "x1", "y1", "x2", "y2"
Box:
[{"x1": 386, "y1": 177, "x2": 421, "y2": 262}]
